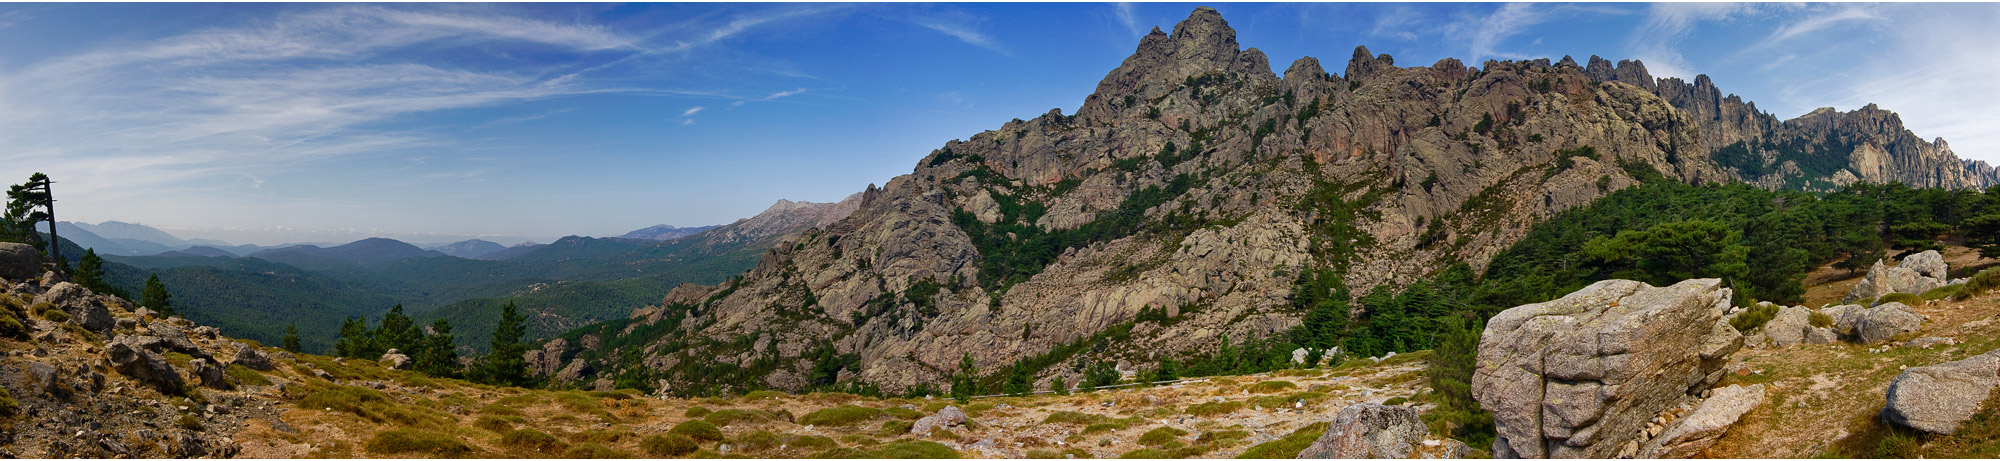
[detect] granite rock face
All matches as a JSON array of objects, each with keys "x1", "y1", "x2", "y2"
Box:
[
  {"x1": 1296, "y1": 403, "x2": 1427, "y2": 459},
  {"x1": 1845, "y1": 251, "x2": 1950, "y2": 303},
  {"x1": 1637, "y1": 384, "x2": 1765, "y2": 458},
  {"x1": 1882, "y1": 349, "x2": 2000, "y2": 434},
  {"x1": 1473, "y1": 279, "x2": 1742, "y2": 458},
  {"x1": 550, "y1": 7, "x2": 2000, "y2": 395},
  {"x1": 0, "y1": 242, "x2": 42, "y2": 281}
]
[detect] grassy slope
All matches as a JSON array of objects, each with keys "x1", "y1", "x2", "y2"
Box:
[
  {"x1": 1705, "y1": 246, "x2": 2000, "y2": 458},
  {"x1": 231, "y1": 346, "x2": 1437, "y2": 459}
]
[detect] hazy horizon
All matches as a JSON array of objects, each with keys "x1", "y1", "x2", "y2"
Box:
[{"x1": 5, "y1": 3, "x2": 1997, "y2": 244}]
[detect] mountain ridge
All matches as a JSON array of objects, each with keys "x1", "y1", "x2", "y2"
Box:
[{"x1": 534, "y1": 6, "x2": 2000, "y2": 396}]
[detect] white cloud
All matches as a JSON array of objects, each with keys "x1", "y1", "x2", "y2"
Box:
[
  {"x1": 1444, "y1": 3, "x2": 1546, "y2": 63},
  {"x1": 763, "y1": 88, "x2": 806, "y2": 100},
  {"x1": 912, "y1": 13, "x2": 1009, "y2": 55},
  {"x1": 1625, "y1": 3, "x2": 1758, "y2": 79},
  {"x1": 682, "y1": 106, "x2": 704, "y2": 117},
  {"x1": 1114, "y1": 3, "x2": 1144, "y2": 36}
]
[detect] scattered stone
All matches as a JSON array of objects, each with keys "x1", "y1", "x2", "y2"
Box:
[
  {"x1": 229, "y1": 343, "x2": 276, "y2": 371},
  {"x1": 191, "y1": 358, "x2": 231, "y2": 390},
  {"x1": 1473, "y1": 279, "x2": 1742, "y2": 459},
  {"x1": 1852, "y1": 302, "x2": 1925, "y2": 344},
  {"x1": 106, "y1": 341, "x2": 185, "y2": 395},
  {"x1": 379, "y1": 350, "x2": 412, "y2": 370},
  {"x1": 910, "y1": 406, "x2": 969, "y2": 434},
  {"x1": 1883, "y1": 349, "x2": 2000, "y2": 434},
  {"x1": 1844, "y1": 251, "x2": 1949, "y2": 303},
  {"x1": 26, "y1": 361, "x2": 65, "y2": 397},
  {"x1": 1638, "y1": 384, "x2": 1765, "y2": 458},
  {"x1": 147, "y1": 322, "x2": 207, "y2": 358},
  {"x1": 1906, "y1": 337, "x2": 1956, "y2": 349},
  {"x1": 0, "y1": 242, "x2": 43, "y2": 280},
  {"x1": 1297, "y1": 403, "x2": 1425, "y2": 459}
]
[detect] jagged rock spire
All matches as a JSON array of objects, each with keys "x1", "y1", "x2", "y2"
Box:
[
  {"x1": 1078, "y1": 6, "x2": 1269, "y2": 121},
  {"x1": 1345, "y1": 45, "x2": 1395, "y2": 83}
]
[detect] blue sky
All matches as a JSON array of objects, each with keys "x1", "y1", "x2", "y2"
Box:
[{"x1": 1, "y1": 3, "x2": 1995, "y2": 246}]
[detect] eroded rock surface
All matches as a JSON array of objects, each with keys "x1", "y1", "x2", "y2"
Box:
[
  {"x1": 1637, "y1": 384, "x2": 1765, "y2": 458},
  {"x1": 1472, "y1": 279, "x2": 1742, "y2": 458},
  {"x1": 1882, "y1": 349, "x2": 2000, "y2": 434},
  {"x1": 1296, "y1": 403, "x2": 1426, "y2": 459}
]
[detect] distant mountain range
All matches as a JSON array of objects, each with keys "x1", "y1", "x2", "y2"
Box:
[
  {"x1": 619, "y1": 224, "x2": 721, "y2": 240},
  {"x1": 67, "y1": 196, "x2": 863, "y2": 352}
]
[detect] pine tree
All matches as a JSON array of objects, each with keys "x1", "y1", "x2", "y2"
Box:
[
  {"x1": 141, "y1": 273, "x2": 175, "y2": 317},
  {"x1": 950, "y1": 353, "x2": 978, "y2": 403},
  {"x1": 333, "y1": 317, "x2": 371, "y2": 358},
  {"x1": 281, "y1": 324, "x2": 302, "y2": 353},
  {"x1": 475, "y1": 301, "x2": 530, "y2": 387},
  {"x1": 415, "y1": 319, "x2": 459, "y2": 378},
  {"x1": 73, "y1": 248, "x2": 124, "y2": 298},
  {"x1": 376, "y1": 304, "x2": 421, "y2": 355}
]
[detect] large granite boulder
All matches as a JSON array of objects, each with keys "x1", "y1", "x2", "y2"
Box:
[
  {"x1": 0, "y1": 242, "x2": 42, "y2": 281},
  {"x1": 35, "y1": 282, "x2": 115, "y2": 333},
  {"x1": 229, "y1": 343, "x2": 277, "y2": 371},
  {"x1": 107, "y1": 341, "x2": 185, "y2": 395},
  {"x1": 1882, "y1": 349, "x2": 2000, "y2": 434},
  {"x1": 1844, "y1": 251, "x2": 1950, "y2": 303},
  {"x1": 146, "y1": 322, "x2": 208, "y2": 358},
  {"x1": 1836, "y1": 302, "x2": 1925, "y2": 344},
  {"x1": 1297, "y1": 403, "x2": 1426, "y2": 459},
  {"x1": 380, "y1": 349, "x2": 413, "y2": 370},
  {"x1": 1637, "y1": 384, "x2": 1765, "y2": 458},
  {"x1": 1902, "y1": 250, "x2": 1949, "y2": 280},
  {"x1": 910, "y1": 405, "x2": 969, "y2": 434},
  {"x1": 1472, "y1": 279, "x2": 1743, "y2": 458}
]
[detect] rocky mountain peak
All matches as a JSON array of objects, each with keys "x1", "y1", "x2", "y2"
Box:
[
  {"x1": 1283, "y1": 56, "x2": 1326, "y2": 81},
  {"x1": 1345, "y1": 45, "x2": 1396, "y2": 82},
  {"x1": 1584, "y1": 55, "x2": 1655, "y2": 91},
  {"x1": 1076, "y1": 5, "x2": 1265, "y2": 122}
]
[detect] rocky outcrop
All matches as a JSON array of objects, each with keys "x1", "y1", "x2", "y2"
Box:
[
  {"x1": 1296, "y1": 403, "x2": 1426, "y2": 459},
  {"x1": 35, "y1": 282, "x2": 116, "y2": 333},
  {"x1": 1825, "y1": 302, "x2": 1925, "y2": 344},
  {"x1": 527, "y1": 338, "x2": 569, "y2": 378},
  {"x1": 1844, "y1": 251, "x2": 1950, "y2": 303},
  {"x1": 0, "y1": 242, "x2": 42, "y2": 280},
  {"x1": 229, "y1": 342, "x2": 276, "y2": 371},
  {"x1": 1473, "y1": 279, "x2": 1742, "y2": 458},
  {"x1": 107, "y1": 340, "x2": 185, "y2": 395},
  {"x1": 1636, "y1": 384, "x2": 1765, "y2": 458},
  {"x1": 380, "y1": 349, "x2": 412, "y2": 370},
  {"x1": 1882, "y1": 349, "x2": 2000, "y2": 434},
  {"x1": 909, "y1": 406, "x2": 969, "y2": 435},
  {"x1": 1746, "y1": 305, "x2": 1839, "y2": 348}
]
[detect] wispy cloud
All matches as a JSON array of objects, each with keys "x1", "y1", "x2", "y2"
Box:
[
  {"x1": 1114, "y1": 3, "x2": 1144, "y2": 36},
  {"x1": 1444, "y1": 3, "x2": 1546, "y2": 63},
  {"x1": 762, "y1": 88, "x2": 806, "y2": 100},
  {"x1": 910, "y1": 11, "x2": 1009, "y2": 55},
  {"x1": 682, "y1": 106, "x2": 705, "y2": 117},
  {"x1": 1625, "y1": 3, "x2": 1757, "y2": 79}
]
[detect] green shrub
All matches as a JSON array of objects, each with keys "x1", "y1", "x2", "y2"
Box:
[
  {"x1": 704, "y1": 408, "x2": 788, "y2": 426},
  {"x1": 501, "y1": 428, "x2": 568, "y2": 453},
  {"x1": 1236, "y1": 422, "x2": 1329, "y2": 458},
  {"x1": 880, "y1": 419, "x2": 914, "y2": 435},
  {"x1": 0, "y1": 386, "x2": 16, "y2": 417},
  {"x1": 1958, "y1": 268, "x2": 2000, "y2": 300},
  {"x1": 1247, "y1": 381, "x2": 1296, "y2": 394},
  {"x1": 1185, "y1": 401, "x2": 1245, "y2": 416},
  {"x1": 868, "y1": 440, "x2": 961, "y2": 458},
  {"x1": 1383, "y1": 397, "x2": 1408, "y2": 406},
  {"x1": 670, "y1": 420, "x2": 724, "y2": 442},
  {"x1": 1196, "y1": 430, "x2": 1250, "y2": 445},
  {"x1": 883, "y1": 406, "x2": 924, "y2": 420},
  {"x1": 742, "y1": 390, "x2": 788, "y2": 401},
  {"x1": 561, "y1": 442, "x2": 626, "y2": 459},
  {"x1": 799, "y1": 405, "x2": 884, "y2": 426},
  {"x1": 480, "y1": 404, "x2": 523, "y2": 416},
  {"x1": 684, "y1": 406, "x2": 712, "y2": 418},
  {"x1": 299, "y1": 385, "x2": 386, "y2": 415},
  {"x1": 1137, "y1": 427, "x2": 1188, "y2": 446},
  {"x1": 1730, "y1": 303, "x2": 1780, "y2": 332},
  {"x1": 641, "y1": 434, "x2": 700, "y2": 457},
  {"x1": 179, "y1": 414, "x2": 203, "y2": 430},
  {"x1": 1921, "y1": 284, "x2": 1965, "y2": 301},
  {"x1": 0, "y1": 314, "x2": 23, "y2": 339},
  {"x1": 1082, "y1": 423, "x2": 1125, "y2": 434},
  {"x1": 473, "y1": 415, "x2": 515, "y2": 433},
  {"x1": 224, "y1": 364, "x2": 272, "y2": 386},
  {"x1": 1809, "y1": 311, "x2": 1835, "y2": 328},
  {"x1": 39, "y1": 308, "x2": 67, "y2": 323},
  {"x1": 1042, "y1": 411, "x2": 1104, "y2": 425},
  {"x1": 364, "y1": 429, "x2": 471, "y2": 456},
  {"x1": 1875, "y1": 292, "x2": 1923, "y2": 307}
]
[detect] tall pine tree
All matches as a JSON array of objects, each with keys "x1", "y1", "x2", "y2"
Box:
[
  {"x1": 415, "y1": 319, "x2": 459, "y2": 378},
  {"x1": 475, "y1": 301, "x2": 530, "y2": 387},
  {"x1": 141, "y1": 273, "x2": 174, "y2": 317},
  {"x1": 281, "y1": 324, "x2": 302, "y2": 353}
]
